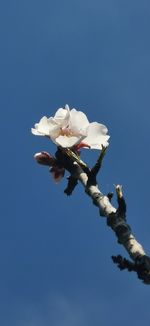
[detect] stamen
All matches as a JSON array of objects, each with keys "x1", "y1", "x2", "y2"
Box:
[{"x1": 60, "y1": 127, "x2": 74, "y2": 137}]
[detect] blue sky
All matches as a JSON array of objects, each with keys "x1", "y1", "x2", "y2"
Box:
[{"x1": 1, "y1": 0, "x2": 150, "y2": 325}]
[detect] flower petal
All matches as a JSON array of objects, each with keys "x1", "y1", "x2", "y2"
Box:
[
  {"x1": 83, "y1": 122, "x2": 110, "y2": 149},
  {"x1": 31, "y1": 116, "x2": 61, "y2": 138},
  {"x1": 47, "y1": 118, "x2": 61, "y2": 138},
  {"x1": 31, "y1": 128, "x2": 45, "y2": 136},
  {"x1": 55, "y1": 135, "x2": 83, "y2": 148},
  {"x1": 31, "y1": 116, "x2": 50, "y2": 136},
  {"x1": 53, "y1": 105, "x2": 70, "y2": 128},
  {"x1": 69, "y1": 109, "x2": 89, "y2": 136}
]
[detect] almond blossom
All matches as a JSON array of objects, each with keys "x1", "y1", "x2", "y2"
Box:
[{"x1": 31, "y1": 105, "x2": 109, "y2": 150}]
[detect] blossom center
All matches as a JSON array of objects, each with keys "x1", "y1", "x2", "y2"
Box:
[{"x1": 60, "y1": 127, "x2": 74, "y2": 137}]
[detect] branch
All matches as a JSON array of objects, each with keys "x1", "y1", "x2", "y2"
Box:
[
  {"x1": 57, "y1": 148, "x2": 150, "y2": 284},
  {"x1": 34, "y1": 147, "x2": 150, "y2": 283}
]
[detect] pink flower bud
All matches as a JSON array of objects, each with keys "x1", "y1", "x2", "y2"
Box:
[
  {"x1": 34, "y1": 152, "x2": 56, "y2": 166},
  {"x1": 50, "y1": 166, "x2": 65, "y2": 183}
]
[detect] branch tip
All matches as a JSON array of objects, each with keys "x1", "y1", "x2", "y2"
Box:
[
  {"x1": 114, "y1": 184, "x2": 126, "y2": 217},
  {"x1": 114, "y1": 184, "x2": 123, "y2": 198},
  {"x1": 90, "y1": 146, "x2": 107, "y2": 180}
]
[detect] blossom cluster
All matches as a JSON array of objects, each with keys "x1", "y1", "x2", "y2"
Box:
[
  {"x1": 31, "y1": 105, "x2": 109, "y2": 150},
  {"x1": 31, "y1": 105, "x2": 110, "y2": 182}
]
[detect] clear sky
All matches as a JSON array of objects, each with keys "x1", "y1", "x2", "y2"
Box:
[{"x1": 1, "y1": 0, "x2": 150, "y2": 325}]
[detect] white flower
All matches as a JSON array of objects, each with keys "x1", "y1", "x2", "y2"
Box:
[{"x1": 31, "y1": 105, "x2": 110, "y2": 149}]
